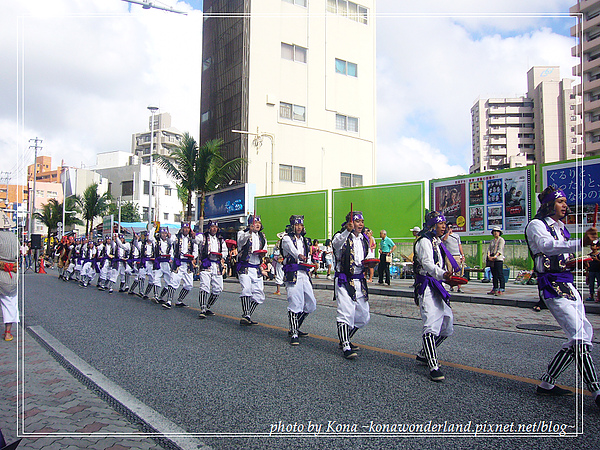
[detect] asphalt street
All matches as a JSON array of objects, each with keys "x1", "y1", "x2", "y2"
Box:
[{"x1": 19, "y1": 273, "x2": 600, "y2": 449}]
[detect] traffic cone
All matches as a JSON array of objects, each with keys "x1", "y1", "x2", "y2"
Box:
[{"x1": 38, "y1": 257, "x2": 46, "y2": 274}]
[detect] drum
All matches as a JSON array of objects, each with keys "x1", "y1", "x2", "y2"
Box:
[
  {"x1": 300, "y1": 263, "x2": 317, "y2": 269},
  {"x1": 210, "y1": 252, "x2": 222, "y2": 257},
  {"x1": 566, "y1": 256, "x2": 592, "y2": 269},
  {"x1": 362, "y1": 258, "x2": 380, "y2": 268},
  {"x1": 183, "y1": 254, "x2": 194, "y2": 259},
  {"x1": 447, "y1": 275, "x2": 468, "y2": 287},
  {"x1": 253, "y1": 249, "x2": 267, "y2": 255}
]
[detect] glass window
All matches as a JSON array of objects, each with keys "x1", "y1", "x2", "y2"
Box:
[
  {"x1": 335, "y1": 58, "x2": 346, "y2": 74},
  {"x1": 202, "y1": 57, "x2": 212, "y2": 71},
  {"x1": 174, "y1": 214, "x2": 181, "y2": 222},
  {"x1": 143, "y1": 180, "x2": 149, "y2": 195},
  {"x1": 347, "y1": 62, "x2": 357, "y2": 77},
  {"x1": 281, "y1": 43, "x2": 294, "y2": 60},
  {"x1": 340, "y1": 172, "x2": 351, "y2": 187},
  {"x1": 201, "y1": 111, "x2": 210, "y2": 123},
  {"x1": 293, "y1": 105, "x2": 306, "y2": 122},
  {"x1": 164, "y1": 187, "x2": 171, "y2": 196},
  {"x1": 293, "y1": 166, "x2": 306, "y2": 183},
  {"x1": 327, "y1": 0, "x2": 336, "y2": 12},
  {"x1": 279, "y1": 164, "x2": 292, "y2": 182},
  {"x1": 348, "y1": 2, "x2": 358, "y2": 21},
  {"x1": 294, "y1": 46, "x2": 307, "y2": 63},
  {"x1": 121, "y1": 180, "x2": 134, "y2": 196},
  {"x1": 336, "y1": 114, "x2": 347, "y2": 130},
  {"x1": 348, "y1": 116, "x2": 359, "y2": 132},
  {"x1": 338, "y1": 0, "x2": 347, "y2": 15},
  {"x1": 164, "y1": 213, "x2": 169, "y2": 220},
  {"x1": 352, "y1": 174, "x2": 363, "y2": 187},
  {"x1": 359, "y1": 6, "x2": 368, "y2": 24},
  {"x1": 280, "y1": 102, "x2": 292, "y2": 119}
]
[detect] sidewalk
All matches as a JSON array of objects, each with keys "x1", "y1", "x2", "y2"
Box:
[{"x1": 0, "y1": 326, "x2": 165, "y2": 450}]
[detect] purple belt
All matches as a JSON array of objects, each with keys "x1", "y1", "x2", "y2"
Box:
[
  {"x1": 537, "y1": 272, "x2": 574, "y2": 300},
  {"x1": 283, "y1": 263, "x2": 311, "y2": 273},
  {"x1": 335, "y1": 272, "x2": 364, "y2": 288},
  {"x1": 415, "y1": 273, "x2": 450, "y2": 305}
]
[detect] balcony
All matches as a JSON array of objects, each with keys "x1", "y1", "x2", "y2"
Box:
[
  {"x1": 586, "y1": 139, "x2": 600, "y2": 153},
  {"x1": 584, "y1": 97, "x2": 600, "y2": 113},
  {"x1": 583, "y1": 36, "x2": 600, "y2": 53},
  {"x1": 586, "y1": 118, "x2": 600, "y2": 132},
  {"x1": 583, "y1": 57, "x2": 600, "y2": 73}
]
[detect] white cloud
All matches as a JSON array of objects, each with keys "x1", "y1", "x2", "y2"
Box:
[
  {"x1": 1, "y1": 0, "x2": 202, "y2": 183},
  {"x1": 377, "y1": 137, "x2": 466, "y2": 185}
]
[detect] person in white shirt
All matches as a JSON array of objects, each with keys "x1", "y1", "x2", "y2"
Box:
[
  {"x1": 237, "y1": 215, "x2": 268, "y2": 325},
  {"x1": 413, "y1": 211, "x2": 454, "y2": 382},
  {"x1": 332, "y1": 211, "x2": 370, "y2": 359},
  {"x1": 281, "y1": 215, "x2": 317, "y2": 345},
  {"x1": 149, "y1": 225, "x2": 174, "y2": 305},
  {"x1": 112, "y1": 233, "x2": 131, "y2": 293},
  {"x1": 526, "y1": 186, "x2": 599, "y2": 408},
  {"x1": 196, "y1": 220, "x2": 228, "y2": 318}
]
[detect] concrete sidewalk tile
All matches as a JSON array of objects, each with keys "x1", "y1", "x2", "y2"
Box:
[{"x1": 76, "y1": 421, "x2": 110, "y2": 432}]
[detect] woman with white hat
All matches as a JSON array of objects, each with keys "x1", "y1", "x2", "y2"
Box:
[{"x1": 487, "y1": 226, "x2": 505, "y2": 296}]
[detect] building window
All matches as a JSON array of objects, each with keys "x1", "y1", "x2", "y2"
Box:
[
  {"x1": 340, "y1": 172, "x2": 363, "y2": 187},
  {"x1": 281, "y1": 43, "x2": 307, "y2": 63},
  {"x1": 174, "y1": 214, "x2": 181, "y2": 222},
  {"x1": 122, "y1": 180, "x2": 134, "y2": 196},
  {"x1": 280, "y1": 102, "x2": 306, "y2": 122},
  {"x1": 279, "y1": 164, "x2": 306, "y2": 183},
  {"x1": 202, "y1": 57, "x2": 212, "y2": 71},
  {"x1": 335, "y1": 58, "x2": 358, "y2": 77},
  {"x1": 143, "y1": 181, "x2": 149, "y2": 195},
  {"x1": 164, "y1": 213, "x2": 169, "y2": 221},
  {"x1": 164, "y1": 187, "x2": 172, "y2": 196},
  {"x1": 201, "y1": 111, "x2": 211, "y2": 123},
  {"x1": 283, "y1": 0, "x2": 307, "y2": 6},
  {"x1": 336, "y1": 113, "x2": 359, "y2": 132},
  {"x1": 570, "y1": 115, "x2": 577, "y2": 121},
  {"x1": 327, "y1": 0, "x2": 368, "y2": 24}
]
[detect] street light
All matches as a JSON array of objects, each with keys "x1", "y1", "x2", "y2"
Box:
[
  {"x1": 148, "y1": 105, "x2": 159, "y2": 224},
  {"x1": 231, "y1": 128, "x2": 275, "y2": 195}
]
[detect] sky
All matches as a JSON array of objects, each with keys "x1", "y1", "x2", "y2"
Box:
[{"x1": 1, "y1": 0, "x2": 580, "y2": 188}]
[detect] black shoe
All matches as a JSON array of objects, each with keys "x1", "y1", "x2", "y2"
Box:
[
  {"x1": 338, "y1": 342, "x2": 360, "y2": 350},
  {"x1": 248, "y1": 318, "x2": 258, "y2": 325},
  {"x1": 343, "y1": 349, "x2": 358, "y2": 359},
  {"x1": 240, "y1": 316, "x2": 252, "y2": 326},
  {"x1": 142, "y1": 294, "x2": 149, "y2": 299},
  {"x1": 175, "y1": 302, "x2": 188, "y2": 308},
  {"x1": 386, "y1": 282, "x2": 391, "y2": 286},
  {"x1": 536, "y1": 386, "x2": 573, "y2": 396},
  {"x1": 595, "y1": 395, "x2": 600, "y2": 410},
  {"x1": 118, "y1": 289, "x2": 126, "y2": 293},
  {"x1": 415, "y1": 354, "x2": 427, "y2": 365},
  {"x1": 128, "y1": 291, "x2": 136, "y2": 295},
  {"x1": 205, "y1": 309, "x2": 215, "y2": 316},
  {"x1": 377, "y1": 281, "x2": 384, "y2": 285},
  {"x1": 288, "y1": 330, "x2": 309, "y2": 337},
  {"x1": 161, "y1": 301, "x2": 172, "y2": 309},
  {"x1": 108, "y1": 288, "x2": 114, "y2": 294},
  {"x1": 198, "y1": 312, "x2": 206, "y2": 319},
  {"x1": 290, "y1": 335, "x2": 300, "y2": 346},
  {"x1": 430, "y1": 369, "x2": 445, "y2": 382}
]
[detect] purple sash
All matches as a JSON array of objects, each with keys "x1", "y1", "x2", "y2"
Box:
[
  {"x1": 237, "y1": 261, "x2": 260, "y2": 274},
  {"x1": 154, "y1": 256, "x2": 171, "y2": 270},
  {"x1": 537, "y1": 272, "x2": 574, "y2": 300},
  {"x1": 415, "y1": 273, "x2": 451, "y2": 306},
  {"x1": 283, "y1": 263, "x2": 311, "y2": 273},
  {"x1": 439, "y1": 242, "x2": 460, "y2": 272}
]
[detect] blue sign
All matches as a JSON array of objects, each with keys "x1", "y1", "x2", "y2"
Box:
[
  {"x1": 202, "y1": 186, "x2": 246, "y2": 219},
  {"x1": 545, "y1": 160, "x2": 600, "y2": 205}
]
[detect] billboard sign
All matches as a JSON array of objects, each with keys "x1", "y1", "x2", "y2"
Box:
[
  {"x1": 430, "y1": 167, "x2": 533, "y2": 238},
  {"x1": 201, "y1": 184, "x2": 255, "y2": 221}
]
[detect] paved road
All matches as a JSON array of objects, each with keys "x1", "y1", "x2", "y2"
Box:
[{"x1": 12, "y1": 273, "x2": 600, "y2": 449}]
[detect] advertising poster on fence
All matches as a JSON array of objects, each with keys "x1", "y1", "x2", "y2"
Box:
[
  {"x1": 541, "y1": 156, "x2": 600, "y2": 234},
  {"x1": 430, "y1": 167, "x2": 533, "y2": 237}
]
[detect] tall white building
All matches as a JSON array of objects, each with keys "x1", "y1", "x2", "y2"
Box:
[
  {"x1": 131, "y1": 112, "x2": 184, "y2": 165},
  {"x1": 200, "y1": 0, "x2": 376, "y2": 214},
  {"x1": 470, "y1": 66, "x2": 580, "y2": 173}
]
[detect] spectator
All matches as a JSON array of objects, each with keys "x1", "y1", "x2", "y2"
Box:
[
  {"x1": 227, "y1": 244, "x2": 238, "y2": 278},
  {"x1": 365, "y1": 228, "x2": 376, "y2": 282},
  {"x1": 323, "y1": 239, "x2": 333, "y2": 280},
  {"x1": 585, "y1": 239, "x2": 600, "y2": 302},
  {"x1": 487, "y1": 226, "x2": 506, "y2": 296},
  {"x1": 310, "y1": 239, "x2": 321, "y2": 278},
  {"x1": 441, "y1": 222, "x2": 465, "y2": 292},
  {"x1": 378, "y1": 230, "x2": 396, "y2": 285}
]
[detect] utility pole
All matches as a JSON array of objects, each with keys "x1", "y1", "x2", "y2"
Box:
[{"x1": 28, "y1": 137, "x2": 42, "y2": 237}]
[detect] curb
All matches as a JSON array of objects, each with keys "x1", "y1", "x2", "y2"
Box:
[
  {"x1": 223, "y1": 278, "x2": 600, "y2": 314},
  {"x1": 27, "y1": 326, "x2": 211, "y2": 450}
]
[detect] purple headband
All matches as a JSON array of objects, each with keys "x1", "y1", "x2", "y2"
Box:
[
  {"x1": 426, "y1": 214, "x2": 446, "y2": 228},
  {"x1": 207, "y1": 220, "x2": 218, "y2": 227},
  {"x1": 351, "y1": 211, "x2": 364, "y2": 221},
  {"x1": 541, "y1": 189, "x2": 567, "y2": 205},
  {"x1": 159, "y1": 227, "x2": 168, "y2": 233},
  {"x1": 181, "y1": 222, "x2": 191, "y2": 228},
  {"x1": 290, "y1": 215, "x2": 304, "y2": 225},
  {"x1": 248, "y1": 215, "x2": 261, "y2": 224}
]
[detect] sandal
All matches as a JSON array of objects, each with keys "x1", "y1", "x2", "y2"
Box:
[
  {"x1": 3, "y1": 332, "x2": 13, "y2": 341},
  {"x1": 533, "y1": 306, "x2": 541, "y2": 312}
]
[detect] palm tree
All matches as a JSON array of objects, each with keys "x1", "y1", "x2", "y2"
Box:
[
  {"x1": 76, "y1": 183, "x2": 111, "y2": 237},
  {"x1": 155, "y1": 132, "x2": 198, "y2": 222},
  {"x1": 33, "y1": 199, "x2": 60, "y2": 255},
  {"x1": 195, "y1": 139, "x2": 244, "y2": 226},
  {"x1": 60, "y1": 196, "x2": 84, "y2": 231}
]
